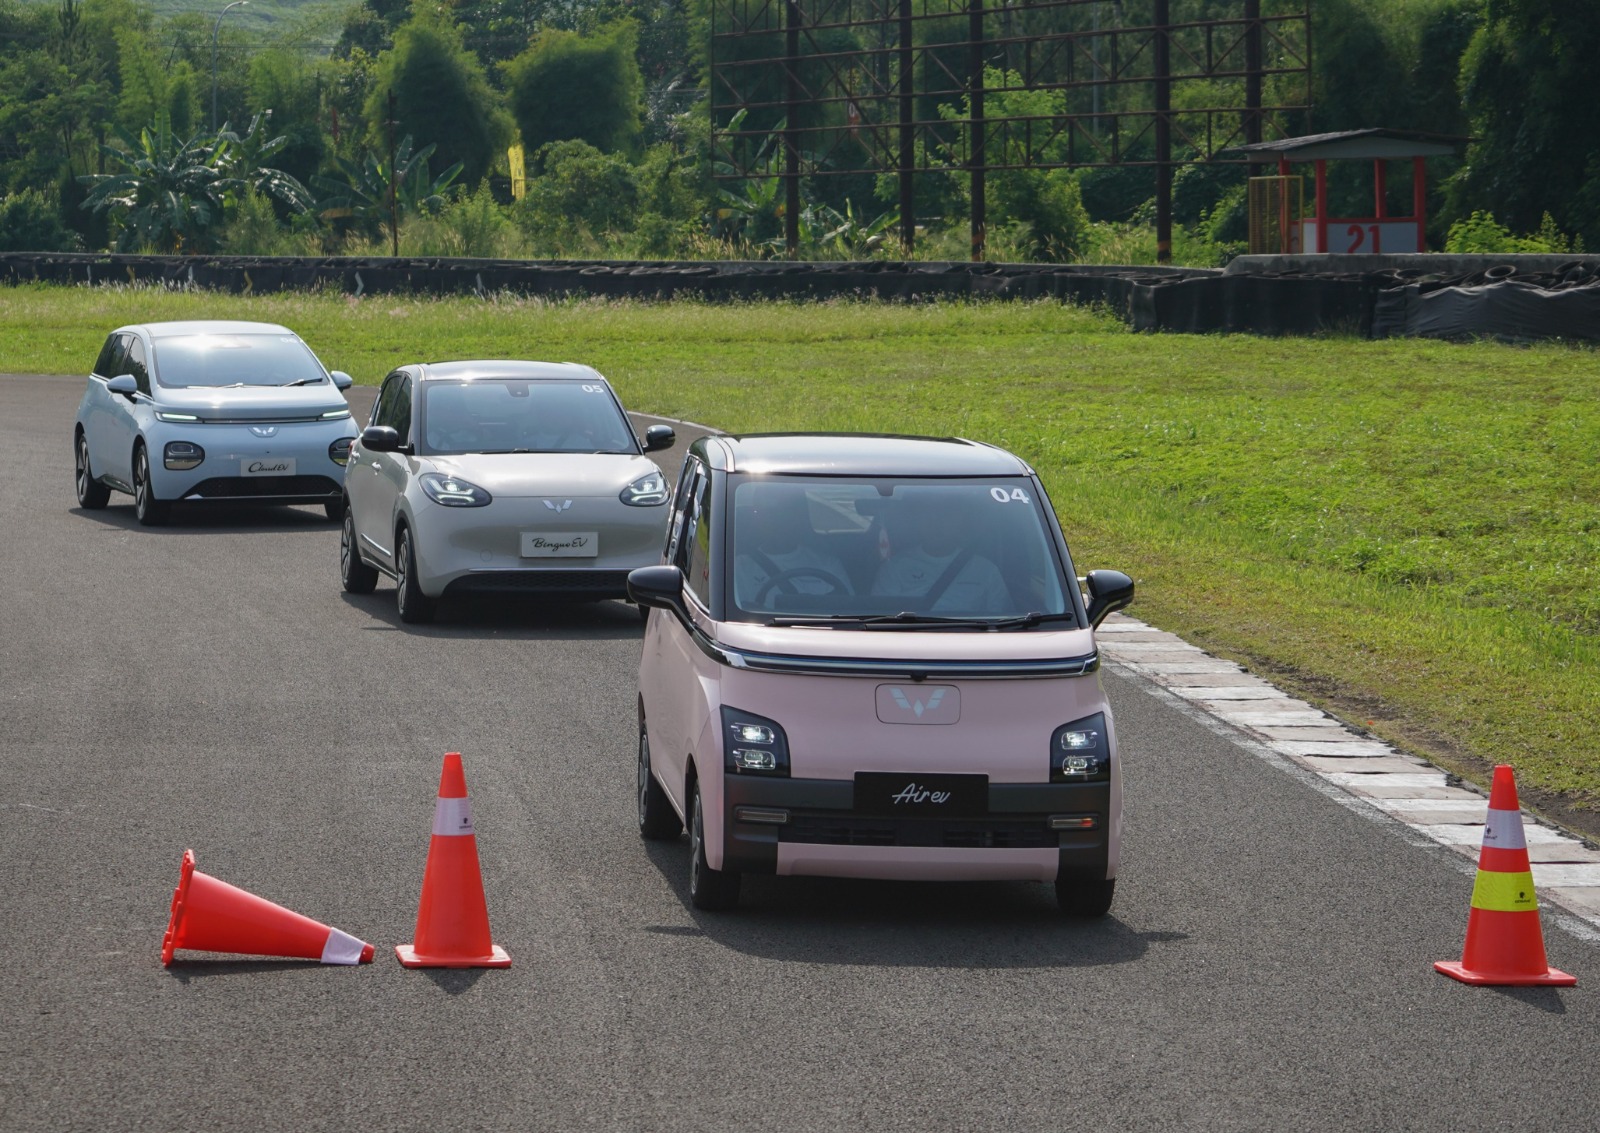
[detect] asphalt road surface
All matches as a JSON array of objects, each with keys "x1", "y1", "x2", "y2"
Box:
[{"x1": 2, "y1": 373, "x2": 1596, "y2": 1132}]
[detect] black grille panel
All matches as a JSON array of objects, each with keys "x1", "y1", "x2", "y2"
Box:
[
  {"x1": 184, "y1": 475, "x2": 341, "y2": 500},
  {"x1": 443, "y1": 569, "x2": 632, "y2": 596},
  {"x1": 781, "y1": 814, "x2": 1058, "y2": 850}
]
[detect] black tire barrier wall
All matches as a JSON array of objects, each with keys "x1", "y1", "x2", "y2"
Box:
[
  {"x1": 4, "y1": 252, "x2": 1599, "y2": 341},
  {"x1": 0, "y1": 252, "x2": 1200, "y2": 308}
]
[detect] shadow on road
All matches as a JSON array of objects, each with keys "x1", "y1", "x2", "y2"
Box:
[
  {"x1": 69, "y1": 501, "x2": 337, "y2": 534},
  {"x1": 164, "y1": 959, "x2": 349, "y2": 981},
  {"x1": 338, "y1": 589, "x2": 646, "y2": 641},
  {"x1": 1488, "y1": 984, "x2": 1570, "y2": 1015},
  {"x1": 419, "y1": 968, "x2": 492, "y2": 996},
  {"x1": 638, "y1": 839, "x2": 1186, "y2": 969}
]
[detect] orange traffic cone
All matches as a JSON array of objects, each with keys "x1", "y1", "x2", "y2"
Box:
[
  {"x1": 161, "y1": 849, "x2": 374, "y2": 966},
  {"x1": 396, "y1": 753, "x2": 510, "y2": 968},
  {"x1": 1435, "y1": 765, "x2": 1576, "y2": 986}
]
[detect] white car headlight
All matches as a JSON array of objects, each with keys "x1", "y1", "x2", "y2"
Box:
[
  {"x1": 420, "y1": 472, "x2": 492, "y2": 507},
  {"x1": 620, "y1": 470, "x2": 669, "y2": 507}
]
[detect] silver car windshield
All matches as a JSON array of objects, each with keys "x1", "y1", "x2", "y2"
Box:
[
  {"x1": 419, "y1": 379, "x2": 637, "y2": 456},
  {"x1": 151, "y1": 334, "x2": 327, "y2": 388},
  {"x1": 728, "y1": 476, "x2": 1073, "y2": 627}
]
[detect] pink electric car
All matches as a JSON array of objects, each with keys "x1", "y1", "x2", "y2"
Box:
[{"x1": 628, "y1": 434, "x2": 1135, "y2": 914}]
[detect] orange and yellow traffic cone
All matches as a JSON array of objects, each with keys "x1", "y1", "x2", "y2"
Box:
[
  {"x1": 161, "y1": 849, "x2": 374, "y2": 966},
  {"x1": 396, "y1": 753, "x2": 510, "y2": 968},
  {"x1": 1435, "y1": 765, "x2": 1576, "y2": 986}
]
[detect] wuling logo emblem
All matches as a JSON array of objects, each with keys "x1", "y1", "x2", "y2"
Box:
[
  {"x1": 890, "y1": 687, "x2": 945, "y2": 718},
  {"x1": 876, "y1": 684, "x2": 960, "y2": 725},
  {"x1": 543, "y1": 499, "x2": 573, "y2": 512},
  {"x1": 249, "y1": 425, "x2": 278, "y2": 437}
]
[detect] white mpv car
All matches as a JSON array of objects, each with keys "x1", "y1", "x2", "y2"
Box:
[
  {"x1": 340, "y1": 360, "x2": 676, "y2": 623},
  {"x1": 73, "y1": 320, "x2": 357, "y2": 525}
]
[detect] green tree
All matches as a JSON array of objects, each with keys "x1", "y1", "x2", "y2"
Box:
[
  {"x1": 0, "y1": 186, "x2": 80, "y2": 251},
  {"x1": 114, "y1": 28, "x2": 166, "y2": 134},
  {"x1": 365, "y1": 8, "x2": 513, "y2": 188},
  {"x1": 504, "y1": 23, "x2": 643, "y2": 159},
  {"x1": 520, "y1": 138, "x2": 640, "y2": 237},
  {"x1": 248, "y1": 49, "x2": 328, "y2": 191},
  {"x1": 1450, "y1": 0, "x2": 1600, "y2": 247}
]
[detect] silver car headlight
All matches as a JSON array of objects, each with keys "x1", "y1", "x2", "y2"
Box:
[
  {"x1": 163, "y1": 440, "x2": 205, "y2": 470},
  {"x1": 420, "y1": 472, "x2": 492, "y2": 507},
  {"x1": 620, "y1": 470, "x2": 669, "y2": 507}
]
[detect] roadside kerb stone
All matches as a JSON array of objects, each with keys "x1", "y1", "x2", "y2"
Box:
[
  {"x1": 1529, "y1": 863, "x2": 1600, "y2": 888},
  {"x1": 1177, "y1": 686, "x2": 1291, "y2": 701},
  {"x1": 1415, "y1": 822, "x2": 1576, "y2": 846},
  {"x1": 1116, "y1": 660, "x2": 1246, "y2": 674},
  {"x1": 1256, "y1": 725, "x2": 1367, "y2": 741},
  {"x1": 1274, "y1": 740, "x2": 1399, "y2": 757},
  {"x1": 1545, "y1": 887, "x2": 1600, "y2": 918},
  {"x1": 1211, "y1": 709, "x2": 1334, "y2": 727},
  {"x1": 1099, "y1": 613, "x2": 1600, "y2": 930},
  {"x1": 1147, "y1": 672, "x2": 1265, "y2": 687},
  {"x1": 1299, "y1": 756, "x2": 1435, "y2": 774},
  {"x1": 1320, "y1": 771, "x2": 1449, "y2": 793}
]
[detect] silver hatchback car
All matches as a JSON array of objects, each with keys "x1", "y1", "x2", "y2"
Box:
[
  {"x1": 340, "y1": 360, "x2": 676, "y2": 623},
  {"x1": 73, "y1": 320, "x2": 357, "y2": 525}
]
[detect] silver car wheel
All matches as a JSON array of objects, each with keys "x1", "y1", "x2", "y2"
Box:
[
  {"x1": 75, "y1": 433, "x2": 109, "y2": 509},
  {"x1": 132, "y1": 445, "x2": 167, "y2": 526}
]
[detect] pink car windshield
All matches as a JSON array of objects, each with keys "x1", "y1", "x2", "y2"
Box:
[{"x1": 728, "y1": 477, "x2": 1072, "y2": 624}]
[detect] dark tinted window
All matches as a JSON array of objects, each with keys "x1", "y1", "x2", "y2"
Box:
[
  {"x1": 93, "y1": 334, "x2": 126, "y2": 378},
  {"x1": 125, "y1": 338, "x2": 151, "y2": 395},
  {"x1": 725, "y1": 476, "x2": 1070, "y2": 622},
  {"x1": 416, "y1": 379, "x2": 636, "y2": 456},
  {"x1": 392, "y1": 376, "x2": 413, "y2": 443},
  {"x1": 373, "y1": 373, "x2": 406, "y2": 430},
  {"x1": 683, "y1": 472, "x2": 713, "y2": 606},
  {"x1": 667, "y1": 462, "x2": 703, "y2": 567}
]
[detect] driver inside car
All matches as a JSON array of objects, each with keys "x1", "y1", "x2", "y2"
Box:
[
  {"x1": 871, "y1": 490, "x2": 1012, "y2": 614},
  {"x1": 733, "y1": 485, "x2": 854, "y2": 610},
  {"x1": 425, "y1": 394, "x2": 486, "y2": 452}
]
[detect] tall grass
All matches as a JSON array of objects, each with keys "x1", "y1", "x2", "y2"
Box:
[{"x1": 5, "y1": 283, "x2": 1597, "y2": 830}]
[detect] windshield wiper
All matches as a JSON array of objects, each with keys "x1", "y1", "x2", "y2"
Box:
[{"x1": 278, "y1": 377, "x2": 324, "y2": 386}]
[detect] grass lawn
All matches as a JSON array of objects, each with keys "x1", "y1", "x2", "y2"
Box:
[{"x1": 5, "y1": 283, "x2": 1598, "y2": 837}]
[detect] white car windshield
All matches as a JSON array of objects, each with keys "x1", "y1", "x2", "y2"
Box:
[
  {"x1": 152, "y1": 334, "x2": 327, "y2": 388},
  {"x1": 728, "y1": 477, "x2": 1074, "y2": 627},
  {"x1": 419, "y1": 379, "x2": 637, "y2": 455}
]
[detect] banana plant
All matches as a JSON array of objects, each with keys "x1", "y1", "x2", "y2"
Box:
[
  {"x1": 312, "y1": 136, "x2": 464, "y2": 243},
  {"x1": 712, "y1": 109, "x2": 789, "y2": 245},
  {"x1": 79, "y1": 111, "x2": 309, "y2": 253}
]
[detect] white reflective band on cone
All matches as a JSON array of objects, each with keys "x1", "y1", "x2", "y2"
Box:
[
  {"x1": 1482, "y1": 806, "x2": 1528, "y2": 850},
  {"x1": 321, "y1": 927, "x2": 367, "y2": 965},
  {"x1": 432, "y1": 796, "x2": 475, "y2": 837}
]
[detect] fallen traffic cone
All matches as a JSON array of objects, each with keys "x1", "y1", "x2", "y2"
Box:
[
  {"x1": 396, "y1": 752, "x2": 510, "y2": 968},
  {"x1": 1435, "y1": 765, "x2": 1576, "y2": 986},
  {"x1": 161, "y1": 849, "x2": 374, "y2": 966}
]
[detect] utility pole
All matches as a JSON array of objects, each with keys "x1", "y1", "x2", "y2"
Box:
[
  {"x1": 1154, "y1": 0, "x2": 1171, "y2": 264},
  {"x1": 211, "y1": 1, "x2": 248, "y2": 131},
  {"x1": 387, "y1": 92, "x2": 399, "y2": 259},
  {"x1": 969, "y1": 0, "x2": 985, "y2": 262},
  {"x1": 784, "y1": 0, "x2": 801, "y2": 258}
]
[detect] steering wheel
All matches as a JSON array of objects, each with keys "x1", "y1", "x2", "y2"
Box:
[{"x1": 755, "y1": 567, "x2": 850, "y2": 603}]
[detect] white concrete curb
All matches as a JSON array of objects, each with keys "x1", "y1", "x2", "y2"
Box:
[{"x1": 1098, "y1": 614, "x2": 1600, "y2": 937}]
